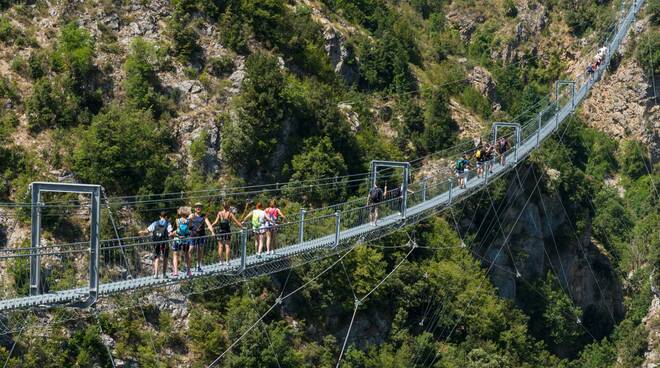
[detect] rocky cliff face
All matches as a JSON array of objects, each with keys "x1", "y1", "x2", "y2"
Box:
[
  {"x1": 643, "y1": 295, "x2": 660, "y2": 368},
  {"x1": 475, "y1": 166, "x2": 624, "y2": 334}
]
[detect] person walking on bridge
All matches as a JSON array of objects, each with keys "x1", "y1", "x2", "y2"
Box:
[
  {"x1": 140, "y1": 211, "x2": 173, "y2": 279},
  {"x1": 243, "y1": 202, "x2": 272, "y2": 258},
  {"x1": 455, "y1": 154, "x2": 470, "y2": 189},
  {"x1": 212, "y1": 203, "x2": 243, "y2": 265},
  {"x1": 189, "y1": 202, "x2": 215, "y2": 273},
  {"x1": 173, "y1": 207, "x2": 192, "y2": 277},
  {"x1": 367, "y1": 183, "x2": 384, "y2": 226},
  {"x1": 265, "y1": 199, "x2": 286, "y2": 255},
  {"x1": 497, "y1": 137, "x2": 509, "y2": 166}
]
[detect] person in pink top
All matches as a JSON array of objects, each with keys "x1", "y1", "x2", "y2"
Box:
[{"x1": 265, "y1": 199, "x2": 286, "y2": 255}]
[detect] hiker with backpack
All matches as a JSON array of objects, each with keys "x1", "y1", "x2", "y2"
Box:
[
  {"x1": 497, "y1": 137, "x2": 509, "y2": 165},
  {"x1": 455, "y1": 154, "x2": 470, "y2": 189},
  {"x1": 485, "y1": 143, "x2": 495, "y2": 174},
  {"x1": 172, "y1": 207, "x2": 192, "y2": 277},
  {"x1": 475, "y1": 145, "x2": 486, "y2": 178},
  {"x1": 242, "y1": 202, "x2": 273, "y2": 258},
  {"x1": 140, "y1": 211, "x2": 173, "y2": 279},
  {"x1": 586, "y1": 64, "x2": 595, "y2": 81},
  {"x1": 212, "y1": 203, "x2": 243, "y2": 265},
  {"x1": 265, "y1": 199, "x2": 286, "y2": 255},
  {"x1": 367, "y1": 183, "x2": 384, "y2": 226},
  {"x1": 189, "y1": 202, "x2": 215, "y2": 273}
]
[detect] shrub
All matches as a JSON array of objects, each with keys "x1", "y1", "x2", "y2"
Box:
[
  {"x1": 10, "y1": 55, "x2": 28, "y2": 77},
  {"x1": 168, "y1": 1, "x2": 200, "y2": 62},
  {"x1": 72, "y1": 106, "x2": 171, "y2": 195},
  {"x1": 0, "y1": 16, "x2": 35, "y2": 47},
  {"x1": 207, "y1": 55, "x2": 235, "y2": 77},
  {"x1": 218, "y1": 8, "x2": 250, "y2": 53},
  {"x1": 357, "y1": 32, "x2": 415, "y2": 92},
  {"x1": 52, "y1": 22, "x2": 95, "y2": 84},
  {"x1": 504, "y1": 0, "x2": 518, "y2": 17},
  {"x1": 458, "y1": 86, "x2": 492, "y2": 119},
  {"x1": 26, "y1": 77, "x2": 81, "y2": 133},
  {"x1": 423, "y1": 88, "x2": 458, "y2": 153},
  {"x1": 123, "y1": 38, "x2": 162, "y2": 113},
  {"x1": 0, "y1": 76, "x2": 20, "y2": 105},
  {"x1": 221, "y1": 53, "x2": 288, "y2": 178},
  {"x1": 635, "y1": 30, "x2": 659, "y2": 76},
  {"x1": 284, "y1": 137, "x2": 348, "y2": 205},
  {"x1": 618, "y1": 140, "x2": 651, "y2": 180}
]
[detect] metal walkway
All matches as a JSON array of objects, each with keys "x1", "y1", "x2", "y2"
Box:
[{"x1": 0, "y1": 0, "x2": 644, "y2": 311}]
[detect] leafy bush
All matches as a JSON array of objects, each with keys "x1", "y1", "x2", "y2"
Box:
[
  {"x1": 167, "y1": 0, "x2": 201, "y2": 61},
  {"x1": 561, "y1": 0, "x2": 614, "y2": 37},
  {"x1": 635, "y1": 30, "x2": 659, "y2": 76},
  {"x1": 221, "y1": 53, "x2": 288, "y2": 178},
  {"x1": 284, "y1": 137, "x2": 348, "y2": 205},
  {"x1": 410, "y1": 0, "x2": 444, "y2": 18},
  {"x1": 207, "y1": 55, "x2": 235, "y2": 77},
  {"x1": 0, "y1": 76, "x2": 20, "y2": 105},
  {"x1": 648, "y1": 0, "x2": 660, "y2": 25},
  {"x1": 423, "y1": 88, "x2": 458, "y2": 153},
  {"x1": 218, "y1": 8, "x2": 250, "y2": 53},
  {"x1": 357, "y1": 32, "x2": 415, "y2": 92},
  {"x1": 0, "y1": 16, "x2": 35, "y2": 47},
  {"x1": 27, "y1": 49, "x2": 49, "y2": 80},
  {"x1": 72, "y1": 105, "x2": 172, "y2": 195},
  {"x1": 504, "y1": 0, "x2": 518, "y2": 17},
  {"x1": 123, "y1": 38, "x2": 164, "y2": 114},
  {"x1": 52, "y1": 22, "x2": 95, "y2": 85},
  {"x1": 458, "y1": 86, "x2": 492, "y2": 118},
  {"x1": 26, "y1": 77, "x2": 82, "y2": 133},
  {"x1": 618, "y1": 140, "x2": 650, "y2": 180}
]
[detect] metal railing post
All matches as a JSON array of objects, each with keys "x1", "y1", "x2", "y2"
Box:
[
  {"x1": 421, "y1": 180, "x2": 427, "y2": 202},
  {"x1": 514, "y1": 127, "x2": 520, "y2": 163},
  {"x1": 571, "y1": 83, "x2": 576, "y2": 112},
  {"x1": 239, "y1": 228, "x2": 248, "y2": 272},
  {"x1": 485, "y1": 162, "x2": 489, "y2": 184},
  {"x1": 334, "y1": 211, "x2": 341, "y2": 247},
  {"x1": 448, "y1": 180, "x2": 453, "y2": 205},
  {"x1": 402, "y1": 164, "x2": 409, "y2": 219},
  {"x1": 298, "y1": 208, "x2": 305, "y2": 243},
  {"x1": 29, "y1": 184, "x2": 41, "y2": 296},
  {"x1": 554, "y1": 81, "x2": 560, "y2": 129},
  {"x1": 536, "y1": 111, "x2": 542, "y2": 147},
  {"x1": 88, "y1": 188, "x2": 100, "y2": 303}
]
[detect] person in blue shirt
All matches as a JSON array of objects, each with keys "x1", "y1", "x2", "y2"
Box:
[{"x1": 141, "y1": 212, "x2": 173, "y2": 278}]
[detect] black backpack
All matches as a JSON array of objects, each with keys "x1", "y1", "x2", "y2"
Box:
[
  {"x1": 152, "y1": 222, "x2": 168, "y2": 242},
  {"x1": 369, "y1": 187, "x2": 383, "y2": 203},
  {"x1": 191, "y1": 216, "x2": 206, "y2": 237}
]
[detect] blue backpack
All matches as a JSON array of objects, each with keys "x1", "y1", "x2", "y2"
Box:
[{"x1": 177, "y1": 218, "x2": 190, "y2": 237}]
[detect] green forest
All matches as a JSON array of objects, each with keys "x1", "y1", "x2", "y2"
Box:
[{"x1": 0, "y1": 0, "x2": 658, "y2": 366}]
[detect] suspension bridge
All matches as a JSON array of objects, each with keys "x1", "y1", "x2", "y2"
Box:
[{"x1": 0, "y1": 0, "x2": 644, "y2": 312}]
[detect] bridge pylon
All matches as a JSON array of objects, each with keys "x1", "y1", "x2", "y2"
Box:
[
  {"x1": 29, "y1": 182, "x2": 101, "y2": 307},
  {"x1": 370, "y1": 160, "x2": 411, "y2": 218}
]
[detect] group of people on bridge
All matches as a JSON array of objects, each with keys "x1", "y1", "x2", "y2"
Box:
[
  {"x1": 586, "y1": 46, "x2": 608, "y2": 80},
  {"x1": 142, "y1": 200, "x2": 286, "y2": 278}
]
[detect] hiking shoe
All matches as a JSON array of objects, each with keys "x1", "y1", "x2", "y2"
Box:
[
  {"x1": 172, "y1": 272, "x2": 179, "y2": 277},
  {"x1": 196, "y1": 266, "x2": 203, "y2": 273},
  {"x1": 257, "y1": 253, "x2": 262, "y2": 259},
  {"x1": 187, "y1": 270, "x2": 192, "y2": 277}
]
